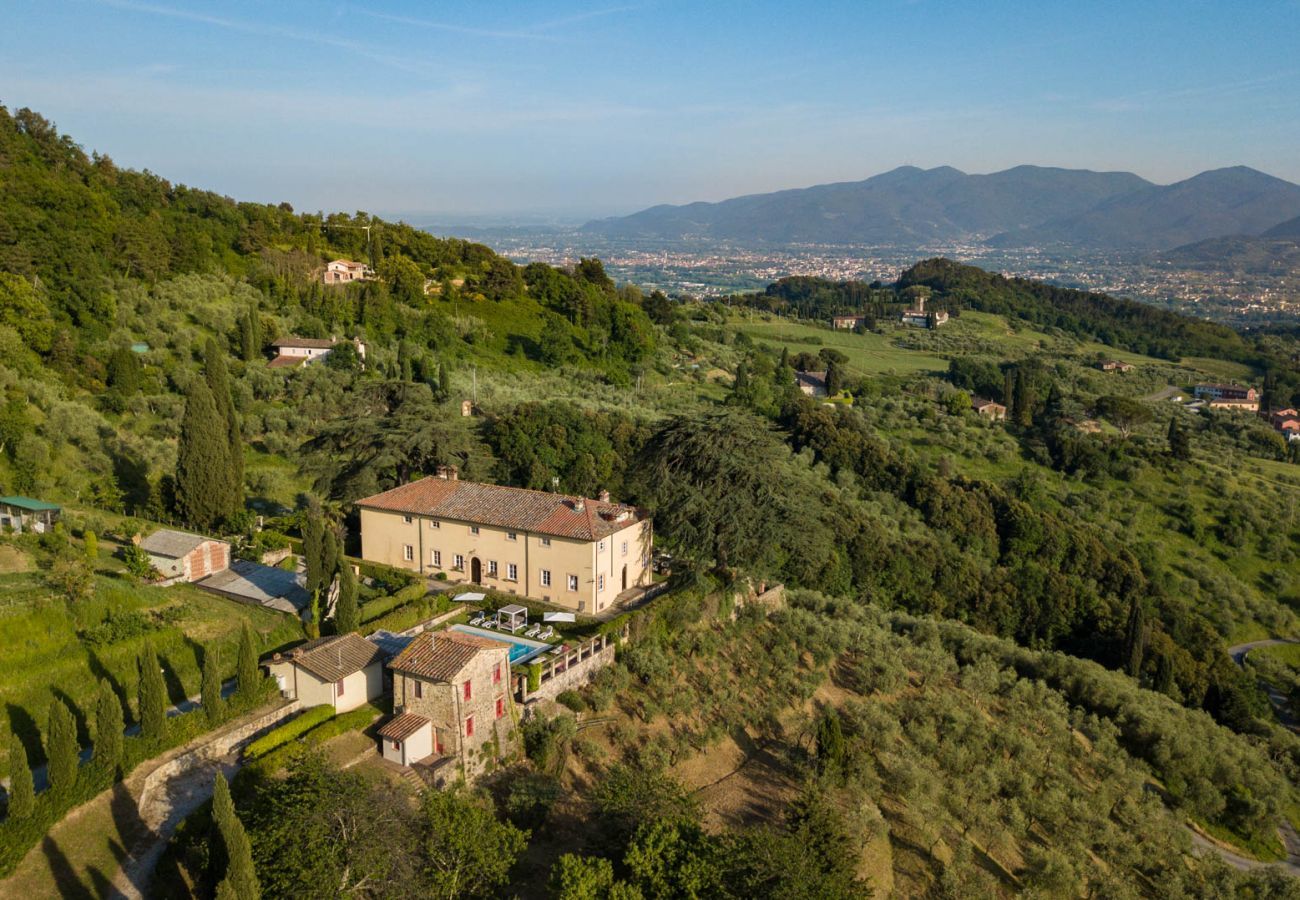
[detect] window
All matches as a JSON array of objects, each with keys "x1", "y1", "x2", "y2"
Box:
[
  {"x1": 540, "y1": 569, "x2": 552, "y2": 587},
  {"x1": 470, "y1": 525, "x2": 480, "y2": 535},
  {"x1": 428, "y1": 519, "x2": 440, "y2": 529},
  {"x1": 453, "y1": 554, "x2": 464, "y2": 570},
  {"x1": 540, "y1": 537, "x2": 551, "y2": 547},
  {"x1": 507, "y1": 563, "x2": 518, "y2": 581},
  {"x1": 403, "y1": 545, "x2": 413, "y2": 562},
  {"x1": 403, "y1": 515, "x2": 413, "y2": 524},
  {"x1": 567, "y1": 574, "x2": 579, "y2": 591},
  {"x1": 336, "y1": 678, "x2": 345, "y2": 696},
  {"x1": 414, "y1": 680, "x2": 423, "y2": 699},
  {"x1": 496, "y1": 697, "x2": 505, "y2": 719},
  {"x1": 598, "y1": 574, "x2": 605, "y2": 592},
  {"x1": 393, "y1": 740, "x2": 401, "y2": 751},
  {"x1": 431, "y1": 550, "x2": 441, "y2": 567},
  {"x1": 599, "y1": 541, "x2": 606, "y2": 551},
  {"x1": 506, "y1": 532, "x2": 517, "y2": 541},
  {"x1": 488, "y1": 560, "x2": 498, "y2": 577},
  {"x1": 622, "y1": 541, "x2": 628, "y2": 556},
  {"x1": 493, "y1": 663, "x2": 502, "y2": 684},
  {"x1": 465, "y1": 715, "x2": 474, "y2": 738},
  {"x1": 463, "y1": 680, "x2": 472, "y2": 700}
]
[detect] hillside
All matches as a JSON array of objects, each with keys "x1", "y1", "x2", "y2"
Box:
[
  {"x1": 990, "y1": 166, "x2": 1300, "y2": 251},
  {"x1": 582, "y1": 165, "x2": 1150, "y2": 244}
]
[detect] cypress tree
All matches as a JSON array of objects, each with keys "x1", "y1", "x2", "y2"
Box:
[
  {"x1": 322, "y1": 530, "x2": 340, "y2": 596},
  {"x1": 7, "y1": 731, "x2": 35, "y2": 820},
  {"x1": 139, "y1": 643, "x2": 167, "y2": 743},
  {"x1": 202, "y1": 646, "x2": 225, "y2": 725},
  {"x1": 437, "y1": 360, "x2": 450, "y2": 401},
  {"x1": 1168, "y1": 416, "x2": 1191, "y2": 461},
  {"x1": 46, "y1": 698, "x2": 79, "y2": 797},
  {"x1": 334, "y1": 560, "x2": 359, "y2": 634},
  {"x1": 176, "y1": 377, "x2": 233, "y2": 531},
  {"x1": 1123, "y1": 596, "x2": 1147, "y2": 679},
  {"x1": 93, "y1": 680, "x2": 124, "y2": 774},
  {"x1": 83, "y1": 529, "x2": 98, "y2": 566},
  {"x1": 302, "y1": 506, "x2": 325, "y2": 599},
  {"x1": 237, "y1": 623, "x2": 260, "y2": 700},
  {"x1": 205, "y1": 339, "x2": 244, "y2": 521},
  {"x1": 213, "y1": 772, "x2": 261, "y2": 899}
]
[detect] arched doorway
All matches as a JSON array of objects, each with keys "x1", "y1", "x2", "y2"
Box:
[
  {"x1": 471, "y1": 557, "x2": 482, "y2": 583},
  {"x1": 621, "y1": 565, "x2": 628, "y2": 591}
]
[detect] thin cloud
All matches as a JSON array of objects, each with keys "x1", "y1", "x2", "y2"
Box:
[{"x1": 356, "y1": 3, "x2": 645, "y2": 40}]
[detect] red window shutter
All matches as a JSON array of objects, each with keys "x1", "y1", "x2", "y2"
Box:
[
  {"x1": 493, "y1": 663, "x2": 501, "y2": 684},
  {"x1": 414, "y1": 680, "x2": 422, "y2": 699},
  {"x1": 336, "y1": 678, "x2": 345, "y2": 696},
  {"x1": 466, "y1": 715, "x2": 474, "y2": 737},
  {"x1": 463, "y1": 680, "x2": 472, "y2": 700},
  {"x1": 496, "y1": 697, "x2": 504, "y2": 719}
]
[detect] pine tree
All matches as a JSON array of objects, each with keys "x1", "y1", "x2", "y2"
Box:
[
  {"x1": 7, "y1": 731, "x2": 35, "y2": 820},
  {"x1": 83, "y1": 529, "x2": 98, "y2": 567},
  {"x1": 1168, "y1": 416, "x2": 1191, "y2": 461},
  {"x1": 93, "y1": 680, "x2": 124, "y2": 774},
  {"x1": 334, "y1": 559, "x2": 360, "y2": 634},
  {"x1": 176, "y1": 378, "x2": 233, "y2": 530},
  {"x1": 139, "y1": 643, "x2": 167, "y2": 743},
  {"x1": 46, "y1": 698, "x2": 79, "y2": 797},
  {"x1": 202, "y1": 646, "x2": 225, "y2": 725},
  {"x1": 237, "y1": 623, "x2": 260, "y2": 700},
  {"x1": 205, "y1": 339, "x2": 244, "y2": 520},
  {"x1": 213, "y1": 772, "x2": 261, "y2": 899}
]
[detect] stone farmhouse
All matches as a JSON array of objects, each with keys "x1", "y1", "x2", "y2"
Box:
[
  {"x1": 1193, "y1": 383, "x2": 1259, "y2": 412},
  {"x1": 268, "y1": 336, "x2": 367, "y2": 369},
  {"x1": 1097, "y1": 359, "x2": 1135, "y2": 373},
  {"x1": 796, "y1": 371, "x2": 828, "y2": 398},
  {"x1": 356, "y1": 468, "x2": 652, "y2": 614},
  {"x1": 138, "y1": 529, "x2": 230, "y2": 583},
  {"x1": 971, "y1": 398, "x2": 1007, "y2": 421},
  {"x1": 383, "y1": 630, "x2": 517, "y2": 778},
  {"x1": 831, "y1": 314, "x2": 867, "y2": 330},
  {"x1": 266, "y1": 633, "x2": 385, "y2": 713},
  {"x1": 901, "y1": 295, "x2": 948, "y2": 328},
  {"x1": 322, "y1": 259, "x2": 373, "y2": 285}
]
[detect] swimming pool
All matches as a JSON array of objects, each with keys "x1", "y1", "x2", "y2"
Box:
[{"x1": 448, "y1": 624, "x2": 551, "y2": 664}]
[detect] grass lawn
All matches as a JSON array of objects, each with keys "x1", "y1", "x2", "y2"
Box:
[
  {"x1": 0, "y1": 563, "x2": 301, "y2": 778},
  {"x1": 729, "y1": 316, "x2": 947, "y2": 377},
  {"x1": 1180, "y1": 356, "x2": 1260, "y2": 384},
  {"x1": 1253, "y1": 643, "x2": 1300, "y2": 667}
]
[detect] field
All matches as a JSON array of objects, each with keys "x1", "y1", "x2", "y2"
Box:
[
  {"x1": 729, "y1": 314, "x2": 948, "y2": 376},
  {"x1": 0, "y1": 542, "x2": 301, "y2": 776}
]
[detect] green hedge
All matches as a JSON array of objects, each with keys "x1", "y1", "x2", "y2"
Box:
[
  {"x1": 244, "y1": 702, "x2": 385, "y2": 775},
  {"x1": 361, "y1": 583, "x2": 429, "y2": 623},
  {"x1": 244, "y1": 705, "x2": 334, "y2": 759},
  {"x1": 362, "y1": 592, "x2": 452, "y2": 636}
]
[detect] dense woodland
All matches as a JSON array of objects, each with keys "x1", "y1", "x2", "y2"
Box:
[{"x1": 3, "y1": 106, "x2": 1300, "y2": 895}]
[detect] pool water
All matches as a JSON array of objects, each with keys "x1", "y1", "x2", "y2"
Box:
[{"x1": 448, "y1": 624, "x2": 551, "y2": 664}]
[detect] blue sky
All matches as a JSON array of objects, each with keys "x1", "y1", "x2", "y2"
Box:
[{"x1": 3, "y1": 0, "x2": 1298, "y2": 220}]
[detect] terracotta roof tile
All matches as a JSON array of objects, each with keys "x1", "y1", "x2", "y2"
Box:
[
  {"x1": 283, "y1": 633, "x2": 383, "y2": 683},
  {"x1": 355, "y1": 477, "x2": 644, "y2": 541},
  {"x1": 377, "y1": 711, "x2": 430, "y2": 741},
  {"x1": 389, "y1": 630, "x2": 505, "y2": 682}
]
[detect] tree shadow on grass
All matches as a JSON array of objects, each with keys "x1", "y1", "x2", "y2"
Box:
[
  {"x1": 7, "y1": 703, "x2": 44, "y2": 765},
  {"x1": 40, "y1": 835, "x2": 95, "y2": 900},
  {"x1": 109, "y1": 777, "x2": 155, "y2": 896},
  {"x1": 85, "y1": 645, "x2": 132, "y2": 723}
]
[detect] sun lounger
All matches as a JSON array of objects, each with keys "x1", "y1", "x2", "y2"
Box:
[
  {"x1": 525, "y1": 624, "x2": 541, "y2": 638},
  {"x1": 538, "y1": 626, "x2": 554, "y2": 641}
]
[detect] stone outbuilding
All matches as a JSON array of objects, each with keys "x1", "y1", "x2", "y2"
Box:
[{"x1": 138, "y1": 529, "x2": 230, "y2": 583}]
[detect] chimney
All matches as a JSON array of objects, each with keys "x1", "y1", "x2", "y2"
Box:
[
  {"x1": 572, "y1": 498, "x2": 585, "y2": 512},
  {"x1": 917, "y1": 296, "x2": 926, "y2": 313},
  {"x1": 435, "y1": 465, "x2": 459, "y2": 481},
  {"x1": 598, "y1": 489, "x2": 611, "y2": 503}
]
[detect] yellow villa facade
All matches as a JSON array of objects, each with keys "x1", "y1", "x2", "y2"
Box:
[{"x1": 356, "y1": 468, "x2": 652, "y2": 614}]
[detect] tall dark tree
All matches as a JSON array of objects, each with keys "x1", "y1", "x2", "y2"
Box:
[
  {"x1": 46, "y1": 697, "x2": 79, "y2": 797},
  {"x1": 1168, "y1": 415, "x2": 1191, "y2": 461},
  {"x1": 1123, "y1": 596, "x2": 1147, "y2": 678},
  {"x1": 334, "y1": 559, "x2": 360, "y2": 635},
  {"x1": 238, "y1": 303, "x2": 262, "y2": 362},
  {"x1": 302, "y1": 504, "x2": 327, "y2": 599},
  {"x1": 237, "y1": 622, "x2": 260, "y2": 700},
  {"x1": 213, "y1": 772, "x2": 261, "y2": 899},
  {"x1": 176, "y1": 378, "x2": 234, "y2": 530},
  {"x1": 139, "y1": 643, "x2": 168, "y2": 743},
  {"x1": 202, "y1": 645, "x2": 225, "y2": 725},
  {"x1": 825, "y1": 358, "x2": 844, "y2": 397},
  {"x1": 205, "y1": 338, "x2": 244, "y2": 517},
  {"x1": 93, "y1": 679, "x2": 124, "y2": 774},
  {"x1": 7, "y1": 731, "x2": 35, "y2": 820}
]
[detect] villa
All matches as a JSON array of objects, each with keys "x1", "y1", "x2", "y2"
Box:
[
  {"x1": 268, "y1": 336, "x2": 367, "y2": 368},
  {"x1": 901, "y1": 295, "x2": 948, "y2": 328},
  {"x1": 355, "y1": 468, "x2": 652, "y2": 614},
  {"x1": 322, "y1": 259, "x2": 373, "y2": 284},
  {"x1": 1193, "y1": 383, "x2": 1259, "y2": 412}
]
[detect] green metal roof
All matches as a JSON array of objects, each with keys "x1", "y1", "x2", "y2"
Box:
[{"x1": 0, "y1": 496, "x2": 61, "y2": 512}]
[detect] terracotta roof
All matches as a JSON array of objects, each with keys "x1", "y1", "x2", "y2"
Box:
[
  {"x1": 272, "y1": 336, "x2": 338, "y2": 350},
  {"x1": 378, "y1": 711, "x2": 430, "y2": 742},
  {"x1": 355, "y1": 477, "x2": 644, "y2": 541},
  {"x1": 971, "y1": 398, "x2": 1004, "y2": 410},
  {"x1": 140, "y1": 529, "x2": 222, "y2": 558},
  {"x1": 389, "y1": 630, "x2": 505, "y2": 682},
  {"x1": 268, "y1": 354, "x2": 307, "y2": 368},
  {"x1": 282, "y1": 633, "x2": 383, "y2": 683}
]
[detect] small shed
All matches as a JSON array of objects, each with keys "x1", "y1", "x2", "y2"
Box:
[
  {"x1": 0, "y1": 496, "x2": 61, "y2": 534},
  {"x1": 378, "y1": 711, "x2": 434, "y2": 766},
  {"x1": 139, "y1": 529, "x2": 230, "y2": 583}
]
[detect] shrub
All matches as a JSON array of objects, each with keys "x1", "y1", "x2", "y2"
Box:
[
  {"x1": 244, "y1": 705, "x2": 334, "y2": 759},
  {"x1": 360, "y1": 583, "x2": 429, "y2": 623},
  {"x1": 557, "y1": 690, "x2": 587, "y2": 713}
]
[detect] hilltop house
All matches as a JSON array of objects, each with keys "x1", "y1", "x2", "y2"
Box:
[
  {"x1": 1193, "y1": 383, "x2": 1259, "y2": 412},
  {"x1": 971, "y1": 398, "x2": 1007, "y2": 421},
  {"x1": 1097, "y1": 360, "x2": 1135, "y2": 373},
  {"x1": 356, "y1": 468, "x2": 652, "y2": 614},
  {"x1": 831, "y1": 315, "x2": 867, "y2": 330},
  {"x1": 138, "y1": 529, "x2": 230, "y2": 583},
  {"x1": 268, "y1": 336, "x2": 367, "y2": 368},
  {"x1": 383, "y1": 629, "x2": 516, "y2": 777},
  {"x1": 323, "y1": 259, "x2": 373, "y2": 285},
  {"x1": 901, "y1": 295, "x2": 948, "y2": 328},
  {"x1": 1268, "y1": 408, "x2": 1300, "y2": 440},
  {"x1": 0, "y1": 496, "x2": 60, "y2": 534},
  {"x1": 266, "y1": 633, "x2": 384, "y2": 713},
  {"x1": 796, "y1": 371, "x2": 828, "y2": 398}
]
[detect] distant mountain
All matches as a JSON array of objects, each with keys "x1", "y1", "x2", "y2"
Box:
[
  {"x1": 1263, "y1": 214, "x2": 1300, "y2": 239},
  {"x1": 1160, "y1": 210, "x2": 1300, "y2": 274},
  {"x1": 582, "y1": 165, "x2": 1151, "y2": 245},
  {"x1": 989, "y1": 167, "x2": 1300, "y2": 251}
]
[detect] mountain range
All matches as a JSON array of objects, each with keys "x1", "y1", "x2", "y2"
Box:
[{"x1": 583, "y1": 165, "x2": 1300, "y2": 252}]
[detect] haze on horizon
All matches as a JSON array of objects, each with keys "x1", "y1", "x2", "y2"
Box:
[{"x1": 3, "y1": 0, "x2": 1298, "y2": 221}]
